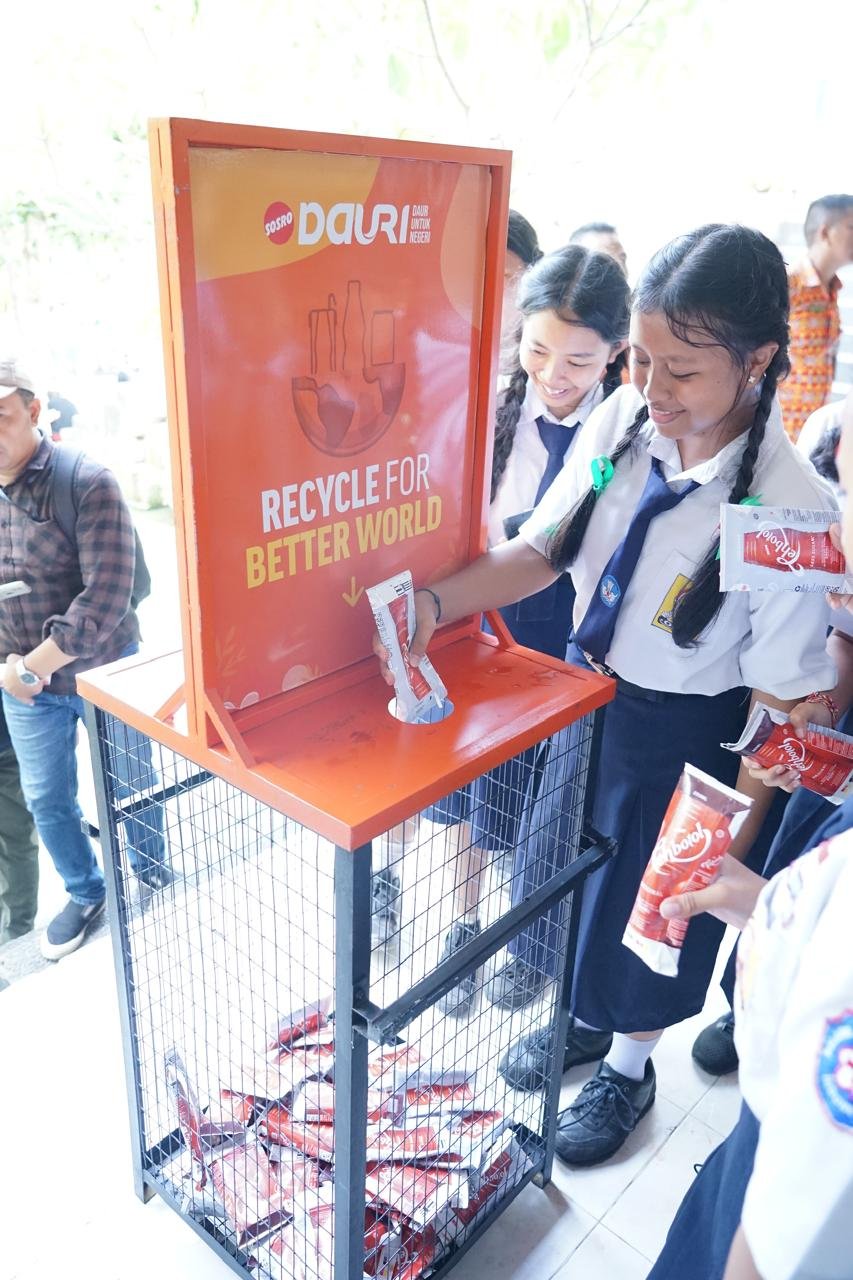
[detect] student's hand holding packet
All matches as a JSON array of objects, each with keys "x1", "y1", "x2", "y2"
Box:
[
  {"x1": 372, "y1": 586, "x2": 439, "y2": 686},
  {"x1": 742, "y1": 698, "x2": 834, "y2": 792},
  {"x1": 659, "y1": 853, "x2": 767, "y2": 931},
  {"x1": 368, "y1": 571, "x2": 447, "y2": 722}
]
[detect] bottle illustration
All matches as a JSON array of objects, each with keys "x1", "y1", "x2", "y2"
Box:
[
  {"x1": 743, "y1": 526, "x2": 846, "y2": 575},
  {"x1": 292, "y1": 279, "x2": 406, "y2": 457}
]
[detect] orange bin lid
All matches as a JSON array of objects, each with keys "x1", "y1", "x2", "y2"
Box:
[{"x1": 77, "y1": 635, "x2": 613, "y2": 851}]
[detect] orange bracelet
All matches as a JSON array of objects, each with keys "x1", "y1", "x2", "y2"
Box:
[{"x1": 805, "y1": 692, "x2": 840, "y2": 728}]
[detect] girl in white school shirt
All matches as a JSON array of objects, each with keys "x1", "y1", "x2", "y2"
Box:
[
  {"x1": 376, "y1": 224, "x2": 838, "y2": 1166},
  {"x1": 424, "y1": 244, "x2": 630, "y2": 1019}
]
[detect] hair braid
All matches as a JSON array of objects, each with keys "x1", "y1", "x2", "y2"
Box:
[
  {"x1": 601, "y1": 349, "x2": 627, "y2": 400},
  {"x1": 547, "y1": 404, "x2": 649, "y2": 571},
  {"x1": 670, "y1": 359, "x2": 782, "y2": 647},
  {"x1": 491, "y1": 367, "x2": 528, "y2": 502}
]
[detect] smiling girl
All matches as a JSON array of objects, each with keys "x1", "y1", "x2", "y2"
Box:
[
  {"x1": 377, "y1": 224, "x2": 839, "y2": 1163},
  {"x1": 422, "y1": 245, "x2": 629, "y2": 1018}
]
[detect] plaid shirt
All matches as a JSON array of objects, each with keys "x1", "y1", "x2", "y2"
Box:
[
  {"x1": 0, "y1": 435, "x2": 139, "y2": 694},
  {"x1": 778, "y1": 259, "x2": 842, "y2": 443}
]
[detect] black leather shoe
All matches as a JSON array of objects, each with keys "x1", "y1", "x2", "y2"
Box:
[
  {"x1": 499, "y1": 1022, "x2": 613, "y2": 1092},
  {"x1": 554, "y1": 1060, "x2": 656, "y2": 1166},
  {"x1": 485, "y1": 959, "x2": 548, "y2": 1011},
  {"x1": 136, "y1": 863, "x2": 174, "y2": 891},
  {"x1": 437, "y1": 919, "x2": 481, "y2": 1018},
  {"x1": 692, "y1": 1013, "x2": 738, "y2": 1075}
]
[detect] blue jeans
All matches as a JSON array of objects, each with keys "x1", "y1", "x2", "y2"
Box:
[{"x1": 2, "y1": 681, "x2": 166, "y2": 906}]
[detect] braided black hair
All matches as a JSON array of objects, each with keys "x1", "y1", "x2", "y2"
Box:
[
  {"x1": 548, "y1": 224, "x2": 791, "y2": 649},
  {"x1": 491, "y1": 244, "x2": 630, "y2": 501}
]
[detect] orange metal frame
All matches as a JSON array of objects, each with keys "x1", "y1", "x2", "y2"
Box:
[{"x1": 77, "y1": 118, "x2": 616, "y2": 849}]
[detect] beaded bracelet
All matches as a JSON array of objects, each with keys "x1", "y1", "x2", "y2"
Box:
[
  {"x1": 805, "y1": 691, "x2": 840, "y2": 728},
  {"x1": 415, "y1": 587, "x2": 442, "y2": 623}
]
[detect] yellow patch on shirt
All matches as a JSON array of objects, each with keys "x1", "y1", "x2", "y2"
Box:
[{"x1": 652, "y1": 573, "x2": 692, "y2": 633}]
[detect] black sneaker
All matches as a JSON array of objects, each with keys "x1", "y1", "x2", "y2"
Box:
[
  {"x1": 554, "y1": 1060, "x2": 656, "y2": 1166},
  {"x1": 499, "y1": 1022, "x2": 614, "y2": 1092},
  {"x1": 485, "y1": 958, "x2": 548, "y2": 1011},
  {"x1": 41, "y1": 897, "x2": 107, "y2": 961},
  {"x1": 437, "y1": 919, "x2": 481, "y2": 1018},
  {"x1": 692, "y1": 1013, "x2": 738, "y2": 1075},
  {"x1": 371, "y1": 868, "x2": 401, "y2": 947},
  {"x1": 135, "y1": 862, "x2": 174, "y2": 891}
]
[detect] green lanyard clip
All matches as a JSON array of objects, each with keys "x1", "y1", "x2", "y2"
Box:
[{"x1": 591, "y1": 456, "x2": 614, "y2": 494}]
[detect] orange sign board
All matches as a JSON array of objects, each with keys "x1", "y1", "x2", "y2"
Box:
[{"x1": 150, "y1": 119, "x2": 510, "y2": 752}]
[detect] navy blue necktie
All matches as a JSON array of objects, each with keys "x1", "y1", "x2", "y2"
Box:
[
  {"x1": 574, "y1": 458, "x2": 699, "y2": 665},
  {"x1": 535, "y1": 416, "x2": 579, "y2": 505}
]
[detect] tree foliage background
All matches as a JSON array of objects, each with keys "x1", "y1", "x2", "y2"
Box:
[{"x1": 1, "y1": 0, "x2": 849, "y2": 381}]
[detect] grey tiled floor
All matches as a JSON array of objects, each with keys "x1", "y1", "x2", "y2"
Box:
[{"x1": 0, "y1": 919, "x2": 738, "y2": 1280}]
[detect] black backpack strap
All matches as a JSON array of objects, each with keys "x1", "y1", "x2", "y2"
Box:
[{"x1": 50, "y1": 444, "x2": 86, "y2": 548}]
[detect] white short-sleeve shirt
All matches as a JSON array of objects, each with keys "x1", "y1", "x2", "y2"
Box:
[
  {"x1": 520, "y1": 384, "x2": 837, "y2": 698},
  {"x1": 488, "y1": 379, "x2": 604, "y2": 547},
  {"x1": 736, "y1": 833, "x2": 853, "y2": 1280}
]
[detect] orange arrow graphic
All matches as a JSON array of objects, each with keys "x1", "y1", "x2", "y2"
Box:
[{"x1": 342, "y1": 576, "x2": 364, "y2": 607}]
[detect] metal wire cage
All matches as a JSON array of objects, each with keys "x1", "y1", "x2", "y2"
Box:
[{"x1": 84, "y1": 702, "x2": 609, "y2": 1280}]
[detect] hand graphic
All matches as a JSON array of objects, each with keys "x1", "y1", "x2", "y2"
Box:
[{"x1": 292, "y1": 280, "x2": 406, "y2": 457}]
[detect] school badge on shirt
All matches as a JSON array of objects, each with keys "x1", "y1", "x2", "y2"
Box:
[
  {"x1": 652, "y1": 573, "x2": 692, "y2": 632},
  {"x1": 600, "y1": 575, "x2": 621, "y2": 607},
  {"x1": 817, "y1": 1010, "x2": 853, "y2": 1130}
]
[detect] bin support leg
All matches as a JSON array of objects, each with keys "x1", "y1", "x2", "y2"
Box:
[
  {"x1": 82, "y1": 702, "x2": 154, "y2": 1204},
  {"x1": 334, "y1": 842, "x2": 372, "y2": 1280},
  {"x1": 535, "y1": 707, "x2": 606, "y2": 1189}
]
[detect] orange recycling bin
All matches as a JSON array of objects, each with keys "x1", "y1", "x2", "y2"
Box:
[{"x1": 77, "y1": 118, "x2": 615, "y2": 1280}]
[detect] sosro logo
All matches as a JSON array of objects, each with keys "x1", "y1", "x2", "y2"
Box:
[
  {"x1": 263, "y1": 201, "x2": 295, "y2": 245},
  {"x1": 651, "y1": 818, "x2": 712, "y2": 870}
]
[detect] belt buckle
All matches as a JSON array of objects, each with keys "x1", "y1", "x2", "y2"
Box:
[{"x1": 582, "y1": 651, "x2": 616, "y2": 679}]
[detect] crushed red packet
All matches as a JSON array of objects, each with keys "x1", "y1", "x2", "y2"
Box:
[
  {"x1": 437, "y1": 1131, "x2": 533, "y2": 1245},
  {"x1": 267, "y1": 994, "x2": 334, "y2": 1053},
  {"x1": 164, "y1": 1048, "x2": 244, "y2": 1188},
  {"x1": 723, "y1": 701, "x2": 853, "y2": 805},
  {"x1": 292, "y1": 1080, "x2": 401, "y2": 1125},
  {"x1": 208, "y1": 1138, "x2": 295, "y2": 1245},
  {"x1": 252, "y1": 1191, "x2": 436, "y2": 1280},
  {"x1": 365, "y1": 1162, "x2": 469, "y2": 1226}
]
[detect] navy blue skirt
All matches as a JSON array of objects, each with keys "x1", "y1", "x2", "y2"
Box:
[{"x1": 511, "y1": 643, "x2": 766, "y2": 1030}]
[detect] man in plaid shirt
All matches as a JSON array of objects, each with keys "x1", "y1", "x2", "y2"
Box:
[{"x1": 0, "y1": 360, "x2": 168, "y2": 960}]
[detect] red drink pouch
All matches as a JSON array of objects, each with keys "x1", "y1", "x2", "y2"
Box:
[
  {"x1": 367, "y1": 571, "x2": 447, "y2": 723},
  {"x1": 719, "y1": 503, "x2": 852, "y2": 594},
  {"x1": 723, "y1": 701, "x2": 853, "y2": 805},
  {"x1": 623, "y1": 765, "x2": 752, "y2": 976}
]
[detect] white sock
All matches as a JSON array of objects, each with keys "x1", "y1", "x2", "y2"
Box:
[{"x1": 604, "y1": 1031, "x2": 662, "y2": 1081}]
